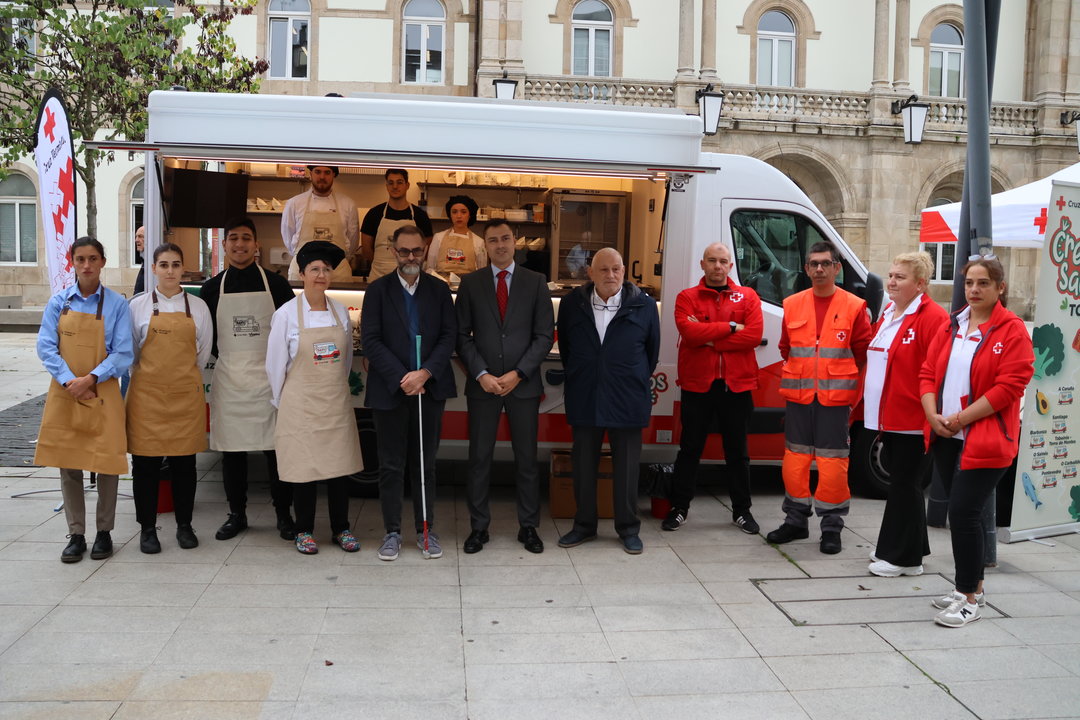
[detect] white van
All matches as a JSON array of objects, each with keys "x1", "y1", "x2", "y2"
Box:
[{"x1": 103, "y1": 90, "x2": 886, "y2": 494}]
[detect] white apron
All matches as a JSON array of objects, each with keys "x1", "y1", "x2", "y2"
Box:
[
  {"x1": 274, "y1": 297, "x2": 363, "y2": 483},
  {"x1": 287, "y1": 193, "x2": 354, "y2": 283},
  {"x1": 209, "y1": 266, "x2": 278, "y2": 451},
  {"x1": 368, "y1": 204, "x2": 416, "y2": 281}
]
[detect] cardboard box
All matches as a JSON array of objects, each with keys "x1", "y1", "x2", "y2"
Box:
[{"x1": 549, "y1": 450, "x2": 614, "y2": 519}]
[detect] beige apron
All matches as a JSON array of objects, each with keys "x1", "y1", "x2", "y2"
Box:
[
  {"x1": 368, "y1": 203, "x2": 416, "y2": 281},
  {"x1": 209, "y1": 266, "x2": 277, "y2": 452},
  {"x1": 434, "y1": 230, "x2": 479, "y2": 275},
  {"x1": 287, "y1": 192, "x2": 354, "y2": 283},
  {"x1": 274, "y1": 297, "x2": 363, "y2": 483},
  {"x1": 34, "y1": 292, "x2": 128, "y2": 475},
  {"x1": 126, "y1": 291, "x2": 207, "y2": 457}
]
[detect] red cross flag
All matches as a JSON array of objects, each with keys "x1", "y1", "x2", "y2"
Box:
[{"x1": 33, "y1": 90, "x2": 77, "y2": 294}]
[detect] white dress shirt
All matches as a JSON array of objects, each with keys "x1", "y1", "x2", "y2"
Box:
[
  {"x1": 941, "y1": 306, "x2": 981, "y2": 440},
  {"x1": 280, "y1": 190, "x2": 360, "y2": 255},
  {"x1": 266, "y1": 294, "x2": 354, "y2": 408},
  {"x1": 863, "y1": 295, "x2": 923, "y2": 434},
  {"x1": 591, "y1": 287, "x2": 622, "y2": 344},
  {"x1": 128, "y1": 288, "x2": 213, "y2": 370}
]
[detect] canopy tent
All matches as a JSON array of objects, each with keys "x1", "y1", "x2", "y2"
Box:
[{"x1": 919, "y1": 162, "x2": 1080, "y2": 249}]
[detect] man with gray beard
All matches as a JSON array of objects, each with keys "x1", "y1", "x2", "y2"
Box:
[{"x1": 360, "y1": 225, "x2": 457, "y2": 561}]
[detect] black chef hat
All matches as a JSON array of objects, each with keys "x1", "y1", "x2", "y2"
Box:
[
  {"x1": 307, "y1": 165, "x2": 340, "y2": 176},
  {"x1": 445, "y1": 195, "x2": 479, "y2": 226},
  {"x1": 297, "y1": 241, "x2": 345, "y2": 272}
]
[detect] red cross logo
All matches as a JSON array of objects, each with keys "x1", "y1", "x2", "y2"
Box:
[
  {"x1": 1035, "y1": 207, "x2": 1048, "y2": 234},
  {"x1": 901, "y1": 328, "x2": 915, "y2": 344},
  {"x1": 836, "y1": 330, "x2": 847, "y2": 341},
  {"x1": 730, "y1": 292, "x2": 744, "y2": 303},
  {"x1": 1057, "y1": 196, "x2": 1067, "y2": 211},
  {"x1": 58, "y1": 157, "x2": 75, "y2": 212},
  {"x1": 43, "y1": 106, "x2": 56, "y2": 143},
  {"x1": 992, "y1": 341, "x2": 1004, "y2": 354}
]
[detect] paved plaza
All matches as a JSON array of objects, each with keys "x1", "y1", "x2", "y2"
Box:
[{"x1": 0, "y1": 333, "x2": 1078, "y2": 719}]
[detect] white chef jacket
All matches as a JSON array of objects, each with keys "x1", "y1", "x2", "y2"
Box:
[
  {"x1": 266, "y1": 294, "x2": 354, "y2": 408},
  {"x1": 280, "y1": 189, "x2": 360, "y2": 255},
  {"x1": 128, "y1": 288, "x2": 213, "y2": 370},
  {"x1": 591, "y1": 287, "x2": 622, "y2": 344},
  {"x1": 864, "y1": 295, "x2": 924, "y2": 434},
  {"x1": 941, "y1": 306, "x2": 982, "y2": 441}
]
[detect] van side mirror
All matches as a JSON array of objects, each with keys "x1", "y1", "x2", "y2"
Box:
[{"x1": 864, "y1": 272, "x2": 884, "y2": 322}]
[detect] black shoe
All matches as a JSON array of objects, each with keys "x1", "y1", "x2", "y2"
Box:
[
  {"x1": 140, "y1": 528, "x2": 161, "y2": 554},
  {"x1": 661, "y1": 506, "x2": 687, "y2": 531},
  {"x1": 766, "y1": 523, "x2": 809, "y2": 544},
  {"x1": 176, "y1": 524, "x2": 199, "y2": 550},
  {"x1": 90, "y1": 530, "x2": 113, "y2": 560},
  {"x1": 463, "y1": 529, "x2": 489, "y2": 554},
  {"x1": 61, "y1": 534, "x2": 86, "y2": 563},
  {"x1": 820, "y1": 530, "x2": 842, "y2": 555},
  {"x1": 276, "y1": 515, "x2": 295, "y2": 541},
  {"x1": 733, "y1": 512, "x2": 760, "y2": 535},
  {"x1": 557, "y1": 529, "x2": 597, "y2": 548},
  {"x1": 621, "y1": 534, "x2": 644, "y2": 554},
  {"x1": 518, "y1": 526, "x2": 544, "y2": 554},
  {"x1": 215, "y1": 513, "x2": 248, "y2": 541}
]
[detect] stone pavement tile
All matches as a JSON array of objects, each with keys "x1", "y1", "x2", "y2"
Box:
[
  {"x1": 703, "y1": 580, "x2": 771, "y2": 604},
  {"x1": 127, "y1": 665, "x2": 306, "y2": 702},
  {"x1": 464, "y1": 631, "x2": 613, "y2": 664},
  {"x1": 222, "y1": 545, "x2": 347, "y2": 567},
  {"x1": 620, "y1": 658, "x2": 783, "y2": 696},
  {"x1": 999, "y1": 553, "x2": 1080, "y2": 572},
  {"x1": 907, "y1": 645, "x2": 1072, "y2": 682},
  {"x1": 111, "y1": 700, "x2": 294, "y2": 720},
  {"x1": 1032, "y1": 644, "x2": 1080, "y2": 675},
  {"x1": 0, "y1": 580, "x2": 77, "y2": 606},
  {"x1": 978, "y1": 571, "x2": 1061, "y2": 594},
  {"x1": 195, "y1": 583, "x2": 333, "y2": 609},
  {"x1": 0, "y1": 664, "x2": 142, "y2": 701},
  {"x1": 1, "y1": 630, "x2": 171, "y2": 664},
  {"x1": 61, "y1": 581, "x2": 207, "y2": 608},
  {"x1": 469, "y1": 697, "x2": 640, "y2": 720},
  {"x1": 993, "y1": 616, "x2": 1080, "y2": 645},
  {"x1": 155, "y1": 632, "x2": 317, "y2": 666},
  {"x1": 791, "y1": 685, "x2": 972, "y2": 720},
  {"x1": 87, "y1": 561, "x2": 220, "y2": 584},
  {"x1": 0, "y1": 525, "x2": 37, "y2": 542},
  {"x1": 327, "y1": 584, "x2": 461, "y2": 609},
  {"x1": 583, "y1": 582, "x2": 714, "y2": 607},
  {"x1": 1032, "y1": 570, "x2": 1080, "y2": 592},
  {"x1": 36, "y1": 605, "x2": 188, "y2": 634},
  {"x1": 0, "y1": 701, "x2": 121, "y2": 719},
  {"x1": 462, "y1": 606, "x2": 598, "y2": 635},
  {"x1": 313, "y1": 632, "x2": 463, "y2": 665},
  {"x1": 741, "y1": 624, "x2": 894, "y2": 657},
  {"x1": 990, "y1": 591, "x2": 1080, "y2": 617},
  {"x1": 455, "y1": 547, "x2": 573, "y2": 566},
  {"x1": 459, "y1": 565, "x2": 580, "y2": 586},
  {"x1": 2, "y1": 558, "x2": 101, "y2": 583},
  {"x1": 868, "y1": 619, "x2": 1025, "y2": 651},
  {"x1": 569, "y1": 544, "x2": 684, "y2": 565},
  {"x1": 795, "y1": 558, "x2": 902, "y2": 577},
  {"x1": 299, "y1": 660, "x2": 464, "y2": 702},
  {"x1": 573, "y1": 560, "x2": 698, "y2": 585},
  {"x1": 294, "y1": 700, "x2": 465, "y2": 720},
  {"x1": 721, "y1": 600, "x2": 797, "y2": 628},
  {"x1": 606, "y1": 628, "x2": 757, "y2": 661},
  {"x1": 779, "y1": 597, "x2": 1004, "y2": 626},
  {"x1": 0, "y1": 540, "x2": 77, "y2": 562},
  {"x1": 757, "y1": 574, "x2": 953, "y2": 602},
  {"x1": 765, "y1": 652, "x2": 930, "y2": 691},
  {"x1": 948, "y1": 678, "x2": 1080, "y2": 720},
  {"x1": 465, "y1": 662, "x2": 628, "y2": 700},
  {"x1": 672, "y1": 542, "x2": 789, "y2": 564},
  {"x1": 0, "y1": 605, "x2": 49, "y2": 636},
  {"x1": 660, "y1": 524, "x2": 777, "y2": 548},
  {"x1": 332, "y1": 564, "x2": 461, "y2": 587},
  {"x1": 460, "y1": 584, "x2": 588, "y2": 609},
  {"x1": 211, "y1": 563, "x2": 345, "y2": 586},
  {"x1": 320, "y1": 607, "x2": 461, "y2": 634},
  {"x1": 178, "y1": 606, "x2": 325, "y2": 635},
  {"x1": 634, "y1": 692, "x2": 810, "y2": 720},
  {"x1": 685, "y1": 560, "x2": 808, "y2": 582},
  {"x1": 593, "y1": 603, "x2": 734, "y2": 632}
]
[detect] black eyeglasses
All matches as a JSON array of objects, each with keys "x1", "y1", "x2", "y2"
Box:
[
  {"x1": 395, "y1": 247, "x2": 425, "y2": 258},
  {"x1": 807, "y1": 260, "x2": 835, "y2": 269}
]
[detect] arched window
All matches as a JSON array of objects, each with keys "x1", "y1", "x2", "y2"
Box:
[
  {"x1": 131, "y1": 178, "x2": 144, "y2": 267},
  {"x1": 571, "y1": 0, "x2": 613, "y2": 77},
  {"x1": 403, "y1": 0, "x2": 445, "y2": 84},
  {"x1": 929, "y1": 23, "x2": 963, "y2": 97},
  {"x1": 0, "y1": 173, "x2": 37, "y2": 264},
  {"x1": 268, "y1": 0, "x2": 310, "y2": 80},
  {"x1": 757, "y1": 10, "x2": 795, "y2": 87}
]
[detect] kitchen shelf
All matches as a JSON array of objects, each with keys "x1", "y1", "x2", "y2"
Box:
[{"x1": 419, "y1": 182, "x2": 548, "y2": 190}]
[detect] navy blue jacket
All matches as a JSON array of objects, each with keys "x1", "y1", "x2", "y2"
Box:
[
  {"x1": 557, "y1": 281, "x2": 660, "y2": 428},
  {"x1": 361, "y1": 271, "x2": 457, "y2": 410}
]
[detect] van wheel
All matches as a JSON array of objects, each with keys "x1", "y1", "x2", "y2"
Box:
[{"x1": 850, "y1": 424, "x2": 890, "y2": 499}]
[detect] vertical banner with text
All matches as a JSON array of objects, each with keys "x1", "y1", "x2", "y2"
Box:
[
  {"x1": 32, "y1": 89, "x2": 77, "y2": 295},
  {"x1": 1005, "y1": 179, "x2": 1080, "y2": 542}
]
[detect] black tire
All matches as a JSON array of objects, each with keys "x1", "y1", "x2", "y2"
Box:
[{"x1": 850, "y1": 424, "x2": 933, "y2": 500}]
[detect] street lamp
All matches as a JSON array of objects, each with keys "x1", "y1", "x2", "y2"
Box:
[
  {"x1": 1061, "y1": 110, "x2": 1080, "y2": 152},
  {"x1": 493, "y1": 72, "x2": 518, "y2": 100},
  {"x1": 891, "y1": 94, "x2": 929, "y2": 144},
  {"x1": 696, "y1": 83, "x2": 724, "y2": 136}
]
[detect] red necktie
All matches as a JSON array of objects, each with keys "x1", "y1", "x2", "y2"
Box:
[{"x1": 497, "y1": 270, "x2": 509, "y2": 321}]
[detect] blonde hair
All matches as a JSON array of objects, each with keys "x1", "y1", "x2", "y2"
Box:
[{"x1": 891, "y1": 251, "x2": 934, "y2": 284}]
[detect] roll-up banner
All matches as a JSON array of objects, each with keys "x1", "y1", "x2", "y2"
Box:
[
  {"x1": 32, "y1": 89, "x2": 77, "y2": 294},
  {"x1": 1003, "y1": 179, "x2": 1080, "y2": 542}
]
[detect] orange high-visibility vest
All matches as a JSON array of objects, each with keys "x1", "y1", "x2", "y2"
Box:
[{"x1": 779, "y1": 288, "x2": 866, "y2": 407}]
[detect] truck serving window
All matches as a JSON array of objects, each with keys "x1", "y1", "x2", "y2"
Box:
[{"x1": 730, "y1": 209, "x2": 844, "y2": 306}]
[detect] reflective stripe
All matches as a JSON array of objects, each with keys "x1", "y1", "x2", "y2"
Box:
[
  {"x1": 785, "y1": 441, "x2": 814, "y2": 455},
  {"x1": 784, "y1": 493, "x2": 812, "y2": 506},
  {"x1": 813, "y1": 498, "x2": 850, "y2": 511},
  {"x1": 818, "y1": 347, "x2": 854, "y2": 359},
  {"x1": 780, "y1": 378, "x2": 816, "y2": 389},
  {"x1": 818, "y1": 379, "x2": 858, "y2": 390},
  {"x1": 813, "y1": 447, "x2": 850, "y2": 459},
  {"x1": 788, "y1": 347, "x2": 816, "y2": 358}
]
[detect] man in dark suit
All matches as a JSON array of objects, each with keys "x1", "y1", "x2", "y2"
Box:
[
  {"x1": 556, "y1": 248, "x2": 659, "y2": 555},
  {"x1": 360, "y1": 224, "x2": 457, "y2": 561},
  {"x1": 456, "y1": 221, "x2": 554, "y2": 555}
]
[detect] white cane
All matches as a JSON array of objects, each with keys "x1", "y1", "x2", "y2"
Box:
[{"x1": 415, "y1": 335, "x2": 431, "y2": 559}]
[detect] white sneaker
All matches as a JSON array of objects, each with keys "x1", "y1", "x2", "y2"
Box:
[
  {"x1": 869, "y1": 549, "x2": 879, "y2": 562},
  {"x1": 934, "y1": 599, "x2": 982, "y2": 628},
  {"x1": 931, "y1": 589, "x2": 985, "y2": 609},
  {"x1": 868, "y1": 560, "x2": 924, "y2": 577}
]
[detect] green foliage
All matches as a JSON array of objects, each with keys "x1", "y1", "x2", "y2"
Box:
[
  {"x1": 0, "y1": 0, "x2": 269, "y2": 234},
  {"x1": 1032, "y1": 323, "x2": 1065, "y2": 380}
]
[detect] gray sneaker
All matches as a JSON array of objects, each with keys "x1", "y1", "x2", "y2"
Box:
[
  {"x1": 932, "y1": 589, "x2": 985, "y2": 609},
  {"x1": 378, "y1": 532, "x2": 402, "y2": 561},
  {"x1": 417, "y1": 532, "x2": 443, "y2": 559}
]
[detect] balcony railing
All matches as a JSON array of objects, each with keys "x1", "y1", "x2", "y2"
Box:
[
  {"x1": 924, "y1": 97, "x2": 1039, "y2": 135},
  {"x1": 721, "y1": 84, "x2": 870, "y2": 123},
  {"x1": 521, "y1": 75, "x2": 675, "y2": 107}
]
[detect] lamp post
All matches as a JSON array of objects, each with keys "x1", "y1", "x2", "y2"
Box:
[
  {"x1": 696, "y1": 83, "x2": 723, "y2": 135},
  {"x1": 492, "y1": 72, "x2": 518, "y2": 100},
  {"x1": 891, "y1": 94, "x2": 929, "y2": 144},
  {"x1": 1061, "y1": 110, "x2": 1080, "y2": 153}
]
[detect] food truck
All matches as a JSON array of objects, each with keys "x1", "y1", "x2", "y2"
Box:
[{"x1": 102, "y1": 90, "x2": 885, "y2": 494}]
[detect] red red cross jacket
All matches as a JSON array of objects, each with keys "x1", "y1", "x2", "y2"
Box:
[
  {"x1": 674, "y1": 277, "x2": 763, "y2": 394},
  {"x1": 918, "y1": 301, "x2": 1034, "y2": 470}
]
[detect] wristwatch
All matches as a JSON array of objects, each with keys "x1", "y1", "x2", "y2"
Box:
[{"x1": 729, "y1": 321, "x2": 738, "y2": 334}]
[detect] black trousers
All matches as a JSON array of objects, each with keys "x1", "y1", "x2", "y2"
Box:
[
  {"x1": 466, "y1": 393, "x2": 541, "y2": 531},
  {"x1": 132, "y1": 454, "x2": 197, "y2": 529},
  {"x1": 668, "y1": 381, "x2": 753, "y2": 515},
  {"x1": 221, "y1": 450, "x2": 293, "y2": 518},
  {"x1": 292, "y1": 477, "x2": 350, "y2": 536},
  {"x1": 373, "y1": 396, "x2": 444, "y2": 534},
  {"x1": 932, "y1": 438, "x2": 1008, "y2": 594},
  {"x1": 873, "y1": 432, "x2": 930, "y2": 567},
  {"x1": 571, "y1": 425, "x2": 642, "y2": 538}
]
